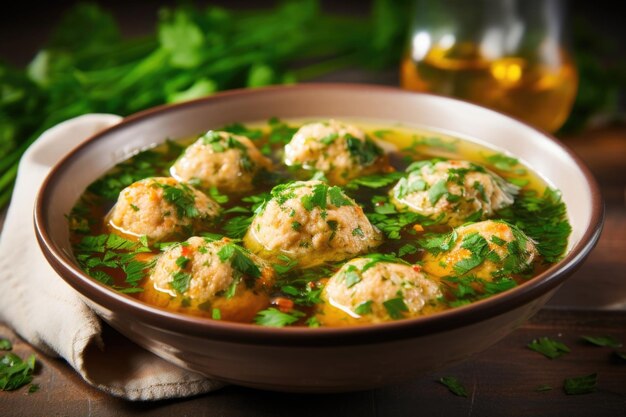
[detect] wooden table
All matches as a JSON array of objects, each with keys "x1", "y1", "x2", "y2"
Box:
[{"x1": 1, "y1": 124, "x2": 625, "y2": 416}]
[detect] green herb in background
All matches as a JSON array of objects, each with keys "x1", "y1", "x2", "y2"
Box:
[{"x1": 0, "y1": 0, "x2": 412, "y2": 209}]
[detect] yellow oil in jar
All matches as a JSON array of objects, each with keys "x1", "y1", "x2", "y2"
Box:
[{"x1": 400, "y1": 42, "x2": 578, "y2": 132}]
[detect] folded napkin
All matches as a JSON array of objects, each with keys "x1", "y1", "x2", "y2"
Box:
[{"x1": 0, "y1": 114, "x2": 223, "y2": 400}]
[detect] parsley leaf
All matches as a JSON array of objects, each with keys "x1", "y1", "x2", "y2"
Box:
[
  {"x1": 563, "y1": 373, "x2": 597, "y2": 395},
  {"x1": 345, "y1": 135, "x2": 383, "y2": 166},
  {"x1": 354, "y1": 300, "x2": 373, "y2": 315},
  {"x1": 158, "y1": 182, "x2": 200, "y2": 219},
  {"x1": 383, "y1": 297, "x2": 408, "y2": 320},
  {"x1": 0, "y1": 339, "x2": 11, "y2": 351},
  {"x1": 438, "y1": 376, "x2": 468, "y2": 397},
  {"x1": 581, "y1": 335, "x2": 622, "y2": 348},
  {"x1": 343, "y1": 265, "x2": 361, "y2": 288},
  {"x1": 328, "y1": 186, "x2": 353, "y2": 207},
  {"x1": 345, "y1": 172, "x2": 403, "y2": 190},
  {"x1": 0, "y1": 353, "x2": 36, "y2": 391},
  {"x1": 254, "y1": 308, "x2": 304, "y2": 327},
  {"x1": 217, "y1": 243, "x2": 261, "y2": 279},
  {"x1": 497, "y1": 188, "x2": 571, "y2": 263},
  {"x1": 528, "y1": 337, "x2": 571, "y2": 359},
  {"x1": 170, "y1": 271, "x2": 192, "y2": 294},
  {"x1": 301, "y1": 183, "x2": 328, "y2": 211},
  {"x1": 427, "y1": 179, "x2": 448, "y2": 205}
]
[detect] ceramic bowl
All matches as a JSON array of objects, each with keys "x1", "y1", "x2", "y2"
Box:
[{"x1": 34, "y1": 84, "x2": 603, "y2": 392}]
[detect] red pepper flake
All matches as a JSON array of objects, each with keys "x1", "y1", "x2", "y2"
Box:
[
  {"x1": 413, "y1": 265, "x2": 422, "y2": 272},
  {"x1": 273, "y1": 297, "x2": 294, "y2": 313},
  {"x1": 181, "y1": 246, "x2": 192, "y2": 257}
]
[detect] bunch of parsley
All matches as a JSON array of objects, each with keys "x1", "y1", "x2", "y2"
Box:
[{"x1": 0, "y1": 0, "x2": 412, "y2": 208}]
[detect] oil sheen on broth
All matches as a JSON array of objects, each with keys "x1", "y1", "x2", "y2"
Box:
[{"x1": 68, "y1": 119, "x2": 571, "y2": 327}]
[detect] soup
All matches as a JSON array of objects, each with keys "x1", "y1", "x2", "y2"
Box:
[{"x1": 68, "y1": 118, "x2": 571, "y2": 327}]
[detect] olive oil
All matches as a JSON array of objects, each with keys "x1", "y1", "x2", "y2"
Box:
[{"x1": 400, "y1": 43, "x2": 578, "y2": 132}]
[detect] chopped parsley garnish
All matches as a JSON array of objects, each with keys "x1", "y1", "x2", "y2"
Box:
[
  {"x1": 223, "y1": 215, "x2": 253, "y2": 239},
  {"x1": 208, "y1": 186, "x2": 229, "y2": 204},
  {"x1": 418, "y1": 231, "x2": 457, "y2": 255},
  {"x1": 383, "y1": 297, "x2": 408, "y2": 320},
  {"x1": 343, "y1": 265, "x2": 361, "y2": 288},
  {"x1": 175, "y1": 256, "x2": 190, "y2": 269},
  {"x1": 405, "y1": 136, "x2": 457, "y2": 153},
  {"x1": 170, "y1": 271, "x2": 192, "y2": 294},
  {"x1": 563, "y1": 373, "x2": 597, "y2": 395},
  {"x1": 438, "y1": 376, "x2": 468, "y2": 397},
  {"x1": 0, "y1": 352, "x2": 36, "y2": 391},
  {"x1": 361, "y1": 253, "x2": 408, "y2": 273},
  {"x1": 397, "y1": 244, "x2": 418, "y2": 257},
  {"x1": 254, "y1": 308, "x2": 304, "y2": 327},
  {"x1": 306, "y1": 317, "x2": 321, "y2": 328},
  {"x1": 580, "y1": 335, "x2": 622, "y2": 348},
  {"x1": 319, "y1": 132, "x2": 338, "y2": 145},
  {"x1": 453, "y1": 232, "x2": 490, "y2": 275},
  {"x1": 345, "y1": 135, "x2": 382, "y2": 166},
  {"x1": 217, "y1": 243, "x2": 261, "y2": 279},
  {"x1": 354, "y1": 300, "x2": 373, "y2": 315},
  {"x1": 272, "y1": 254, "x2": 299, "y2": 275},
  {"x1": 301, "y1": 183, "x2": 328, "y2": 211},
  {"x1": 28, "y1": 383, "x2": 39, "y2": 394},
  {"x1": 441, "y1": 276, "x2": 517, "y2": 306},
  {"x1": 328, "y1": 186, "x2": 353, "y2": 207},
  {"x1": 345, "y1": 172, "x2": 403, "y2": 190},
  {"x1": 368, "y1": 203, "x2": 442, "y2": 240},
  {"x1": 394, "y1": 176, "x2": 427, "y2": 199},
  {"x1": 427, "y1": 179, "x2": 449, "y2": 205},
  {"x1": 267, "y1": 117, "x2": 298, "y2": 145},
  {"x1": 220, "y1": 122, "x2": 263, "y2": 140},
  {"x1": 74, "y1": 234, "x2": 151, "y2": 292},
  {"x1": 291, "y1": 221, "x2": 302, "y2": 231},
  {"x1": 352, "y1": 227, "x2": 364, "y2": 237},
  {"x1": 485, "y1": 153, "x2": 526, "y2": 174},
  {"x1": 212, "y1": 308, "x2": 221, "y2": 320},
  {"x1": 527, "y1": 337, "x2": 571, "y2": 359},
  {"x1": 157, "y1": 182, "x2": 201, "y2": 219},
  {"x1": 497, "y1": 188, "x2": 571, "y2": 263},
  {"x1": 87, "y1": 149, "x2": 170, "y2": 200}
]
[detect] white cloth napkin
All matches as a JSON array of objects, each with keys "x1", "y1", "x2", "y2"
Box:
[{"x1": 0, "y1": 114, "x2": 223, "y2": 400}]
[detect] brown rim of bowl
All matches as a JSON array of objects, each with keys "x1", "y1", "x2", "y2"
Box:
[{"x1": 34, "y1": 83, "x2": 604, "y2": 347}]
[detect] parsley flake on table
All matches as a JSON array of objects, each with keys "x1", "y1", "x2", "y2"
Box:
[
  {"x1": 534, "y1": 384, "x2": 553, "y2": 392},
  {"x1": 438, "y1": 376, "x2": 469, "y2": 397},
  {"x1": 0, "y1": 352, "x2": 36, "y2": 391},
  {"x1": 580, "y1": 335, "x2": 623, "y2": 348},
  {"x1": 563, "y1": 373, "x2": 598, "y2": 395},
  {"x1": 0, "y1": 338, "x2": 12, "y2": 351},
  {"x1": 527, "y1": 337, "x2": 571, "y2": 359}
]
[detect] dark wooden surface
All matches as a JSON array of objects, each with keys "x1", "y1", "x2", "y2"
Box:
[{"x1": 2, "y1": 309, "x2": 625, "y2": 416}]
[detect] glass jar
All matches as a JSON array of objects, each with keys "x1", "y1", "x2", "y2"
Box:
[{"x1": 400, "y1": 0, "x2": 578, "y2": 132}]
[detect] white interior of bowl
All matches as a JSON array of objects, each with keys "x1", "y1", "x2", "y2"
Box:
[{"x1": 44, "y1": 86, "x2": 591, "y2": 262}]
